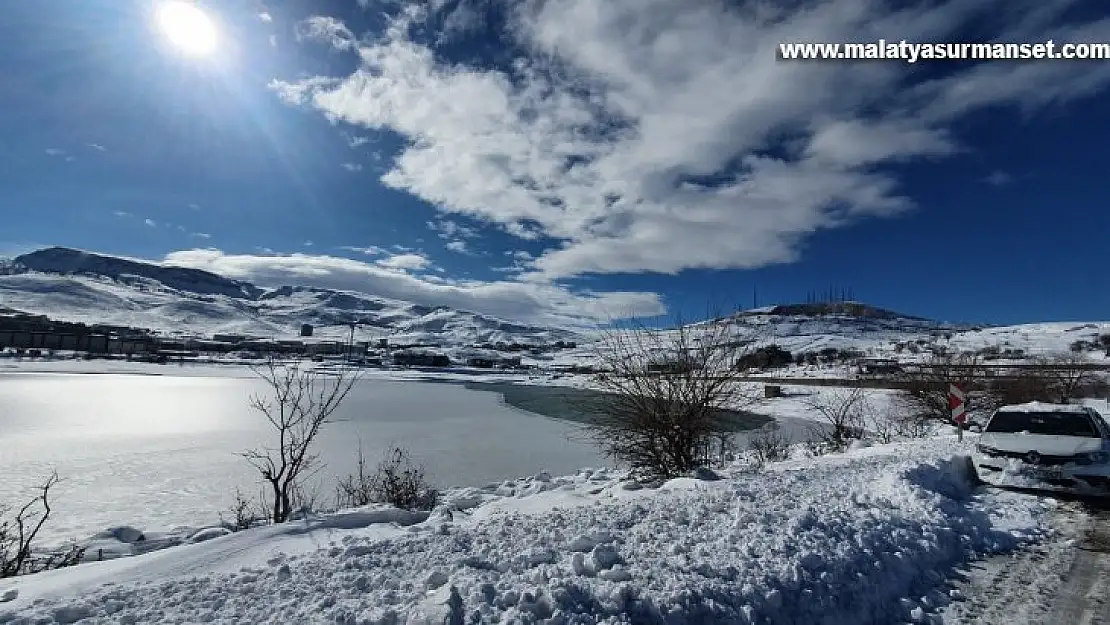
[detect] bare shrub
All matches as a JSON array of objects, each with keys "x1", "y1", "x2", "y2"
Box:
[
  {"x1": 243, "y1": 359, "x2": 359, "y2": 524},
  {"x1": 899, "y1": 353, "x2": 995, "y2": 428},
  {"x1": 1038, "y1": 354, "x2": 1097, "y2": 402},
  {"x1": 805, "y1": 387, "x2": 870, "y2": 453},
  {"x1": 289, "y1": 482, "x2": 327, "y2": 520},
  {"x1": 867, "y1": 409, "x2": 897, "y2": 444},
  {"x1": 990, "y1": 355, "x2": 1098, "y2": 405},
  {"x1": 1, "y1": 472, "x2": 85, "y2": 578},
  {"x1": 335, "y1": 442, "x2": 376, "y2": 509},
  {"x1": 584, "y1": 315, "x2": 762, "y2": 481},
  {"x1": 354, "y1": 446, "x2": 439, "y2": 511},
  {"x1": 747, "y1": 423, "x2": 791, "y2": 466},
  {"x1": 221, "y1": 488, "x2": 262, "y2": 532},
  {"x1": 889, "y1": 403, "x2": 936, "y2": 439}
]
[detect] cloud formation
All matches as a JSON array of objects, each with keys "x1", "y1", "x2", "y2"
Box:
[
  {"x1": 164, "y1": 249, "x2": 664, "y2": 327},
  {"x1": 274, "y1": 0, "x2": 1110, "y2": 281},
  {"x1": 985, "y1": 170, "x2": 1013, "y2": 187},
  {"x1": 376, "y1": 252, "x2": 432, "y2": 271}
]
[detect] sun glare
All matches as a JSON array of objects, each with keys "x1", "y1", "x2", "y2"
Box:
[{"x1": 156, "y1": 1, "x2": 218, "y2": 57}]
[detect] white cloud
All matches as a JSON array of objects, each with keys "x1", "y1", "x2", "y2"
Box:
[
  {"x1": 341, "y1": 162, "x2": 363, "y2": 172},
  {"x1": 444, "y1": 240, "x2": 471, "y2": 255},
  {"x1": 259, "y1": 11, "x2": 273, "y2": 22},
  {"x1": 345, "y1": 133, "x2": 373, "y2": 148},
  {"x1": 339, "y1": 245, "x2": 387, "y2": 255},
  {"x1": 163, "y1": 249, "x2": 663, "y2": 327},
  {"x1": 428, "y1": 219, "x2": 478, "y2": 240},
  {"x1": 274, "y1": 0, "x2": 1110, "y2": 281},
  {"x1": 375, "y1": 252, "x2": 431, "y2": 271},
  {"x1": 985, "y1": 170, "x2": 1013, "y2": 187},
  {"x1": 191, "y1": 232, "x2": 212, "y2": 240},
  {"x1": 44, "y1": 148, "x2": 65, "y2": 157},
  {"x1": 144, "y1": 219, "x2": 157, "y2": 227},
  {"x1": 188, "y1": 203, "x2": 201, "y2": 210},
  {"x1": 304, "y1": 240, "x2": 314, "y2": 247},
  {"x1": 295, "y1": 16, "x2": 356, "y2": 50},
  {"x1": 113, "y1": 210, "x2": 131, "y2": 218},
  {"x1": 270, "y1": 35, "x2": 278, "y2": 47},
  {"x1": 86, "y1": 143, "x2": 107, "y2": 152}
]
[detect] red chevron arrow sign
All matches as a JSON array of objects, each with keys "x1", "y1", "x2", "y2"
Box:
[{"x1": 948, "y1": 383, "x2": 968, "y2": 425}]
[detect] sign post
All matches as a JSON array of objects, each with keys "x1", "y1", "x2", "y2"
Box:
[{"x1": 949, "y1": 383, "x2": 968, "y2": 442}]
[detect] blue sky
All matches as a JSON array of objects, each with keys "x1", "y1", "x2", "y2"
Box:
[{"x1": 2, "y1": 0, "x2": 1109, "y2": 327}]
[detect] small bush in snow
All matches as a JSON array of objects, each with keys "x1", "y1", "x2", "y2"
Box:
[
  {"x1": 747, "y1": 423, "x2": 791, "y2": 466},
  {"x1": 220, "y1": 488, "x2": 263, "y2": 532},
  {"x1": 342, "y1": 446, "x2": 439, "y2": 511},
  {"x1": 805, "y1": 387, "x2": 870, "y2": 453},
  {"x1": 335, "y1": 443, "x2": 376, "y2": 509},
  {"x1": 1, "y1": 472, "x2": 85, "y2": 578}
]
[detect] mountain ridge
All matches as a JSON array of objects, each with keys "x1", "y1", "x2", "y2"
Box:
[{"x1": 1, "y1": 247, "x2": 575, "y2": 344}]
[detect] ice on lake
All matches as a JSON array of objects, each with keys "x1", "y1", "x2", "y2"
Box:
[{"x1": 0, "y1": 373, "x2": 605, "y2": 545}]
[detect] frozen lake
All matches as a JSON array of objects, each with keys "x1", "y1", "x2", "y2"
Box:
[{"x1": 0, "y1": 373, "x2": 606, "y2": 544}]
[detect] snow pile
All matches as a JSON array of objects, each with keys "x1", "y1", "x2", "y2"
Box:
[{"x1": 0, "y1": 438, "x2": 1053, "y2": 624}]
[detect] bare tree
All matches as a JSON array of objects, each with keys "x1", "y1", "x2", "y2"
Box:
[
  {"x1": 1037, "y1": 354, "x2": 1097, "y2": 403},
  {"x1": 243, "y1": 359, "x2": 359, "y2": 524},
  {"x1": 988, "y1": 355, "x2": 1098, "y2": 405},
  {"x1": 1, "y1": 472, "x2": 85, "y2": 578},
  {"x1": 805, "y1": 387, "x2": 870, "y2": 453},
  {"x1": 584, "y1": 315, "x2": 762, "y2": 481}
]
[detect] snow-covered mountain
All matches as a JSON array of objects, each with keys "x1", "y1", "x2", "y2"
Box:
[
  {"x1": 0, "y1": 248, "x2": 575, "y2": 345},
  {"x1": 2, "y1": 248, "x2": 1106, "y2": 358}
]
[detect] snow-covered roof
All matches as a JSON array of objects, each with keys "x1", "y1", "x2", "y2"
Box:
[{"x1": 995, "y1": 401, "x2": 1090, "y2": 414}]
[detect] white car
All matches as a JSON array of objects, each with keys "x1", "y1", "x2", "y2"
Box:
[{"x1": 973, "y1": 402, "x2": 1110, "y2": 495}]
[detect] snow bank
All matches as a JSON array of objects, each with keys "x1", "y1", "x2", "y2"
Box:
[{"x1": 0, "y1": 437, "x2": 1053, "y2": 624}]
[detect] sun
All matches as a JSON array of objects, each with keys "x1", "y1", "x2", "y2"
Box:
[{"x1": 156, "y1": 1, "x2": 218, "y2": 57}]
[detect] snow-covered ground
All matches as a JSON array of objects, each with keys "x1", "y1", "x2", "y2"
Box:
[{"x1": 0, "y1": 435, "x2": 1058, "y2": 624}]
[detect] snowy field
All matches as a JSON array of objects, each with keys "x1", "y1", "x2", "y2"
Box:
[
  {"x1": 0, "y1": 372, "x2": 605, "y2": 547},
  {"x1": 0, "y1": 435, "x2": 1058, "y2": 624}
]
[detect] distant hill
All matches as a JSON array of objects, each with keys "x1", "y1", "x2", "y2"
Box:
[
  {"x1": 0, "y1": 247, "x2": 574, "y2": 345},
  {"x1": 744, "y1": 302, "x2": 928, "y2": 322}
]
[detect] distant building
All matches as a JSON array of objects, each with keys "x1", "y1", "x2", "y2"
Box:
[
  {"x1": 394, "y1": 349, "x2": 451, "y2": 367},
  {"x1": 857, "y1": 358, "x2": 903, "y2": 375}
]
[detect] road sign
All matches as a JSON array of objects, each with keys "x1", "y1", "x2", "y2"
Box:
[{"x1": 948, "y1": 383, "x2": 968, "y2": 425}]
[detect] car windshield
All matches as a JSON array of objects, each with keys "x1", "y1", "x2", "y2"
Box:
[{"x1": 985, "y1": 411, "x2": 1099, "y2": 437}]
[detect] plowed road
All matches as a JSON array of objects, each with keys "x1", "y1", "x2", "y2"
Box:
[{"x1": 943, "y1": 493, "x2": 1110, "y2": 624}]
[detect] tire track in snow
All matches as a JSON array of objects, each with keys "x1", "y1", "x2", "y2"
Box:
[
  {"x1": 1045, "y1": 503, "x2": 1110, "y2": 625},
  {"x1": 944, "y1": 496, "x2": 1110, "y2": 625}
]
